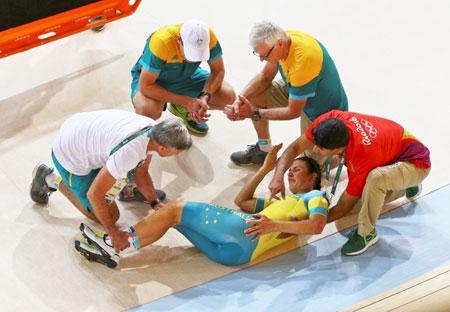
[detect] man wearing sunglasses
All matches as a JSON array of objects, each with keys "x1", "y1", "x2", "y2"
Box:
[
  {"x1": 131, "y1": 19, "x2": 235, "y2": 137},
  {"x1": 224, "y1": 21, "x2": 348, "y2": 166}
]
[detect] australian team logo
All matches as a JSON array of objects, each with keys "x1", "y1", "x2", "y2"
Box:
[{"x1": 350, "y1": 117, "x2": 378, "y2": 145}]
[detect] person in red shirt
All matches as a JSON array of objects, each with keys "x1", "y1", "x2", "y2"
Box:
[{"x1": 269, "y1": 110, "x2": 431, "y2": 255}]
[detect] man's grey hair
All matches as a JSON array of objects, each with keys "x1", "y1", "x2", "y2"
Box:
[
  {"x1": 152, "y1": 118, "x2": 192, "y2": 150},
  {"x1": 248, "y1": 21, "x2": 288, "y2": 48}
]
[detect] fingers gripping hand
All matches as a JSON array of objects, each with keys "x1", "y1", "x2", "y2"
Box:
[
  {"x1": 244, "y1": 214, "x2": 275, "y2": 241},
  {"x1": 224, "y1": 99, "x2": 246, "y2": 121},
  {"x1": 186, "y1": 98, "x2": 209, "y2": 121},
  {"x1": 111, "y1": 230, "x2": 131, "y2": 252},
  {"x1": 237, "y1": 95, "x2": 256, "y2": 118}
]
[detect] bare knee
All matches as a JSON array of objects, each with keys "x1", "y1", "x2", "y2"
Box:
[
  {"x1": 163, "y1": 200, "x2": 185, "y2": 225},
  {"x1": 133, "y1": 91, "x2": 164, "y2": 119},
  {"x1": 220, "y1": 82, "x2": 236, "y2": 104},
  {"x1": 246, "y1": 91, "x2": 268, "y2": 109},
  {"x1": 210, "y1": 81, "x2": 236, "y2": 109}
]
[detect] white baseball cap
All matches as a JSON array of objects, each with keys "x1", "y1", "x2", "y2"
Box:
[{"x1": 180, "y1": 20, "x2": 210, "y2": 62}]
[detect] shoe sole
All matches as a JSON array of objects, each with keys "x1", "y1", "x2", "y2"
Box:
[
  {"x1": 343, "y1": 235, "x2": 380, "y2": 256},
  {"x1": 168, "y1": 105, "x2": 208, "y2": 137},
  {"x1": 230, "y1": 157, "x2": 265, "y2": 166},
  {"x1": 74, "y1": 240, "x2": 117, "y2": 268},
  {"x1": 230, "y1": 159, "x2": 264, "y2": 166},
  {"x1": 79, "y1": 223, "x2": 120, "y2": 262}
]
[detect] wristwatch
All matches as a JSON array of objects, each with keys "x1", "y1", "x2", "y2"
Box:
[
  {"x1": 198, "y1": 91, "x2": 211, "y2": 103},
  {"x1": 251, "y1": 108, "x2": 261, "y2": 121}
]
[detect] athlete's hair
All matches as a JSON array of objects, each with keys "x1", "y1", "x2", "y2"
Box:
[
  {"x1": 152, "y1": 118, "x2": 192, "y2": 150},
  {"x1": 248, "y1": 21, "x2": 288, "y2": 48},
  {"x1": 312, "y1": 118, "x2": 350, "y2": 149},
  {"x1": 294, "y1": 156, "x2": 322, "y2": 190}
]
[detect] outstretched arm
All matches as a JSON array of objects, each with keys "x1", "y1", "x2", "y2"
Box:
[
  {"x1": 87, "y1": 167, "x2": 130, "y2": 251},
  {"x1": 327, "y1": 191, "x2": 360, "y2": 222},
  {"x1": 134, "y1": 156, "x2": 163, "y2": 209},
  {"x1": 235, "y1": 144, "x2": 283, "y2": 212},
  {"x1": 258, "y1": 97, "x2": 307, "y2": 121},
  {"x1": 269, "y1": 135, "x2": 313, "y2": 199}
]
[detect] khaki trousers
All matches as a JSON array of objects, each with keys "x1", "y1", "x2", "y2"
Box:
[
  {"x1": 265, "y1": 79, "x2": 327, "y2": 167},
  {"x1": 356, "y1": 161, "x2": 431, "y2": 236}
]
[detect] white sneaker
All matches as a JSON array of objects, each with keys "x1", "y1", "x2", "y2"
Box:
[{"x1": 79, "y1": 223, "x2": 120, "y2": 264}]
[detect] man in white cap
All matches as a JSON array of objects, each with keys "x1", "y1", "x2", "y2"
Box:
[{"x1": 131, "y1": 20, "x2": 235, "y2": 137}]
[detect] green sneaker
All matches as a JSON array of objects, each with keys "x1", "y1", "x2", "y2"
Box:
[
  {"x1": 341, "y1": 228, "x2": 379, "y2": 256},
  {"x1": 168, "y1": 104, "x2": 208, "y2": 136},
  {"x1": 406, "y1": 184, "x2": 422, "y2": 200}
]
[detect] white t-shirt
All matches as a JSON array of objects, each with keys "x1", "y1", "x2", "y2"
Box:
[{"x1": 52, "y1": 109, "x2": 154, "y2": 180}]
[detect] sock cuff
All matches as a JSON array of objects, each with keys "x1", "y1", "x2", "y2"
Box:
[
  {"x1": 127, "y1": 226, "x2": 140, "y2": 249},
  {"x1": 132, "y1": 235, "x2": 141, "y2": 250},
  {"x1": 257, "y1": 138, "x2": 271, "y2": 146}
]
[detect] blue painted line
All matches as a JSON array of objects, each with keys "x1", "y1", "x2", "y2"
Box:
[{"x1": 130, "y1": 185, "x2": 450, "y2": 312}]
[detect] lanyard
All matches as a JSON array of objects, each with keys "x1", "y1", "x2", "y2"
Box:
[
  {"x1": 325, "y1": 152, "x2": 345, "y2": 200},
  {"x1": 109, "y1": 126, "x2": 152, "y2": 156}
]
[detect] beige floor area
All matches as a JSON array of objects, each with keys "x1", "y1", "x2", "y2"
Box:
[{"x1": 1, "y1": 1, "x2": 450, "y2": 311}]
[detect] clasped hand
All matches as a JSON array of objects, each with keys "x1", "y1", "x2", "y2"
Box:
[
  {"x1": 224, "y1": 95, "x2": 256, "y2": 121},
  {"x1": 186, "y1": 97, "x2": 210, "y2": 123},
  {"x1": 110, "y1": 230, "x2": 131, "y2": 252}
]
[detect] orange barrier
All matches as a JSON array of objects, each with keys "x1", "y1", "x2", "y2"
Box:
[{"x1": 0, "y1": 0, "x2": 141, "y2": 58}]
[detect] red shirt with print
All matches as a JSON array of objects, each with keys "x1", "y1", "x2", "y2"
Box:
[{"x1": 305, "y1": 110, "x2": 431, "y2": 197}]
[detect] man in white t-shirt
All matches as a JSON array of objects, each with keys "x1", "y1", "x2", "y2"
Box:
[{"x1": 30, "y1": 109, "x2": 192, "y2": 251}]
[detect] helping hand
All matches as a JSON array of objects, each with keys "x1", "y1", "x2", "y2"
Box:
[
  {"x1": 268, "y1": 175, "x2": 286, "y2": 200},
  {"x1": 110, "y1": 230, "x2": 131, "y2": 252},
  {"x1": 224, "y1": 97, "x2": 244, "y2": 121},
  {"x1": 186, "y1": 98, "x2": 210, "y2": 122},
  {"x1": 261, "y1": 143, "x2": 283, "y2": 173},
  {"x1": 236, "y1": 95, "x2": 256, "y2": 119}
]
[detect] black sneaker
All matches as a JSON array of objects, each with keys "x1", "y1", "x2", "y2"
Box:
[
  {"x1": 118, "y1": 184, "x2": 166, "y2": 203},
  {"x1": 230, "y1": 144, "x2": 268, "y2": 165},
  {"x1": 30, "y1": 163, "x2": 56, "y2": 204}
]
